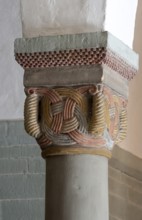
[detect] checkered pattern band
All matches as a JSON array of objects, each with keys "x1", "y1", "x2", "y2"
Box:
[{"x1": 15, "y1": 47, "x2": 137, "y2": 80}]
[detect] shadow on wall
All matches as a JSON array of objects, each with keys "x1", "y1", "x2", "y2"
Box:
[{"x1": 120, "y1": 0, "x2": 142, "y2": 158}]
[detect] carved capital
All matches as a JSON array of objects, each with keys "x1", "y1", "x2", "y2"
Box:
[
  {"x1": 24, "y1": 85, "x2": 127, "y2": 158},
  {"x1": 14, "y1": 32, "x2": 138, "y2": 158}
]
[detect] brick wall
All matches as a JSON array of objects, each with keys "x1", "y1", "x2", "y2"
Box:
[
  {"x1": 109, "y1": 147, "x2": 142, "y2": 220},
  {"x1": 0, "y1": 121, "x2": 142, "y2": 220},
  {"x1": 0, "y1": 121, "x2": 45, "y2": 220},
  {"x1": 109, "y1": 167, "x2": 142, "y2": 220}
]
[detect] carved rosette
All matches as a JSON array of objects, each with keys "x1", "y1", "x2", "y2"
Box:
[{"x1": 14, "y1": 32, "x2": 138, "y2": 159}]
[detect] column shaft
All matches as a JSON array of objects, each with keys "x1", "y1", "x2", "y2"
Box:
[{"x1": 45, "y1": 155, "x2": 108, "y2": 220}]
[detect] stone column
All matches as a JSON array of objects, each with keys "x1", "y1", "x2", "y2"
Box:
[{"x1": 14, "y1": 32, "x2": 138, "y2": 220}]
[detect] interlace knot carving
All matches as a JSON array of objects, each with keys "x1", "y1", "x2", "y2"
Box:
[{"x1": 24, "y1": 85, "x2": 127, "y2": 156}]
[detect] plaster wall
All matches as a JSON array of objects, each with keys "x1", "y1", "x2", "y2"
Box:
[
  {"x1": 21, "y1": 0, "x2": 106, "y2": 37},
  {"x1": 0, "y1": 0, "x2": 25, "y2": 119},
  {"x1": 21, "y1": 0, "x2": 138, "y2": 48}
]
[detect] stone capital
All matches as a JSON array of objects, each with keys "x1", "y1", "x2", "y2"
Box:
[{"x1": 15, "y1": 31, "x2": 138, "y2": 158}]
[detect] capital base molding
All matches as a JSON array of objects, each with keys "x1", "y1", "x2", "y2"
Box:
[{"x1": 14, "y1": 31, "x2": 138, "y2": 159}]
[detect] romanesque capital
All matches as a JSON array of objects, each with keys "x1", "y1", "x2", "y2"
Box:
[{"x1": 14, "y1": 32, "x2": 138, "y2": 158}]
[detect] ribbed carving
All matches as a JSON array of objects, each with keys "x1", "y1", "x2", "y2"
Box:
[
  {"x1": 89, "y1": 86, "x2": 105, "y2": 136},
  {"x1": 115, "y1": 108, "x2": 127, "y2": 144},
  {"x1": 24, "y1": 93, "x2": 41, "y2": 138}
]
